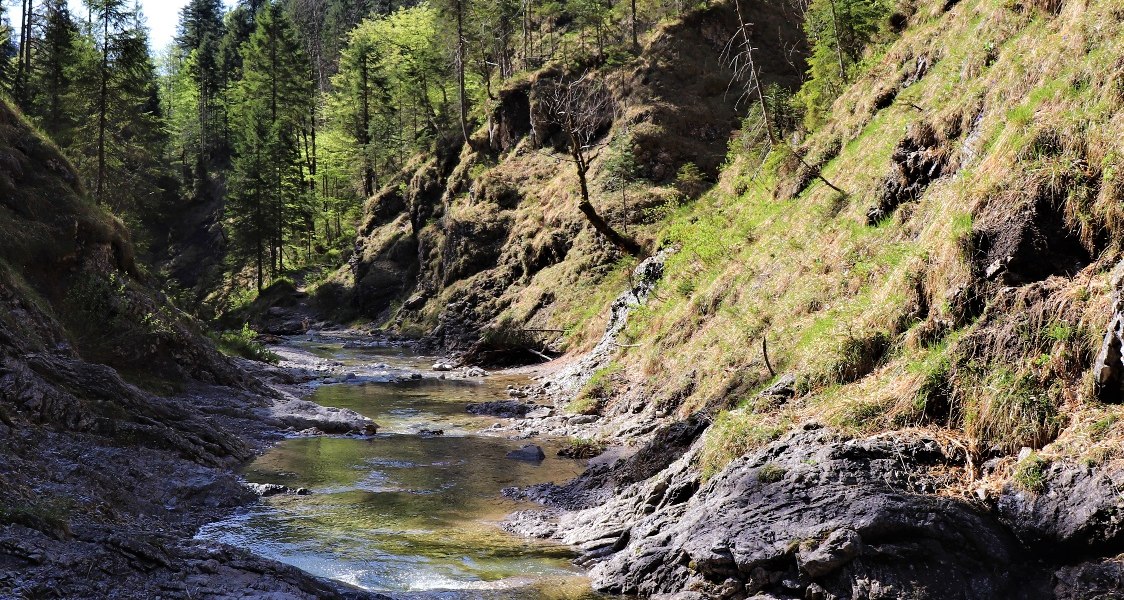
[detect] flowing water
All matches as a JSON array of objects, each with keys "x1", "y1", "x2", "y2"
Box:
[{"x1": 197, "y1": 341, "x2": 603, "y2": 599}]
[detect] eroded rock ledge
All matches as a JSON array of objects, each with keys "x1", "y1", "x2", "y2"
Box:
[{"x1": 508, "y1": 424, "x2": 1124, "y2": 599}]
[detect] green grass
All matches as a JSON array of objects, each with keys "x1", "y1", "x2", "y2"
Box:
[
  {"x1": 1013, "y1": 451, "x2": 1049, "y2": 493},
  {"x1": 211, "y1": 324, "x2": 280, "y2": 363}
]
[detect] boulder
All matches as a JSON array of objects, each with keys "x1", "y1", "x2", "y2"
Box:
[
  {"x1": 507, "y1": 445, "x2": 546, "y2": 462},
  {"x1": 246, "y1": 483, "x2": 311, "y2": 497},
  {"x1": 467, "y1": 401, "x2": 532, "y2": 418},
  {"x1": 526, "y1": 407, "x2": 553, "y2": 419}
]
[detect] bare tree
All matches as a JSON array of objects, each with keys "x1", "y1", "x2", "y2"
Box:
[
  {"x1": 724, "y1": 0, "x2": 844, "y2": 195},
  {"x1": 539, "y1": 74, "x2": 644, "y2": 257}
]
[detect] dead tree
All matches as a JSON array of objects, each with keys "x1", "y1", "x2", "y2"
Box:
[
  {"x1": 540, "y1": 75, "x2": 644, "y2": 257},
  {"x1": 724, "y1": 0, "x2": 844, "y2": 195}
]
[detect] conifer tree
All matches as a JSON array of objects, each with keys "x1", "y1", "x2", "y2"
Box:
[{"x1": 229, "y1": 0, "x2": 311, "y2": 284}]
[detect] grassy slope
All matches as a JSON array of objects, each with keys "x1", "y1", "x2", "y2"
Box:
[
  {"x1": 335, "y1": 0, "x2": 805, "y2": 360},
  {"x1": 603, "y1": 0, "x2": 1124, "y2": 482}
]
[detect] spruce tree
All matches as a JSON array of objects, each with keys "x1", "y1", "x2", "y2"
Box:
[{"x1": 230, "y1": 0, "x2": 311, "y2": 283}]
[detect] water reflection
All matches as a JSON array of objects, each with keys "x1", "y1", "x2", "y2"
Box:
[{"x1": 198, "y1": 343, "x2": 601, "y2": 599}]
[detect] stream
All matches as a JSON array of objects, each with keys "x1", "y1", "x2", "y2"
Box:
[{"x1": 196, "y1": 340, "x2": 603, "y2": 599}]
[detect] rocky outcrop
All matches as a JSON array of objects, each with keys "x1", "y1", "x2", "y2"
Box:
[
  {"x1": 866, "y1": 121, "x2": 955, "y2": 225},
  {"x1": 1094, "y1": 261, "x2": 1124, "y2": 403},
  {"x1": 554, "y1": 428, "x2": 1047, "y2": 599},
  {"x1": 998, "y1": 462, "x2": 1124, "y2": 553}
]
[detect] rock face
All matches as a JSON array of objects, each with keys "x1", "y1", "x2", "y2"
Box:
[
  {"x1": 558, "y1": 428, "x2": 1047, "y2": 599},
  {"x1": 1094, "y1": 260, "x2": 1124, "y2": 402},
  {"x1": 997, "y1": 462, "x2": 1124, "y2": 551}
]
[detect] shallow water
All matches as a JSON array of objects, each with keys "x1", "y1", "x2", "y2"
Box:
[{"x1": 198, "y1": 342, "x2": 602, "y2": 599}]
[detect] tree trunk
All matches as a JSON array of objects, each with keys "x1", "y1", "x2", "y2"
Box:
[
  {"x1": 455, "y1": 0, "x2": 471, "y2": 148},
  {"x1": 827, "y1": 0, "x2": 846, "y2": 80},
  {"x1": 578, "y1": 199, "x2": 644, "y2": 257},
  {"x1": 631, "y1": 0, "x2": 638, "y2": 50},
  {"x1": 358, "y1": 53, "x2": 374, "y2": 197},
  {"x1": 96, "y1": 6, "x2": 109, "y2": 204}
]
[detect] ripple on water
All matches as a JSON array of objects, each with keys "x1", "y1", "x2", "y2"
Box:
[{"x1": 197, "y1": 346, "x2": 604, "y2": 599}]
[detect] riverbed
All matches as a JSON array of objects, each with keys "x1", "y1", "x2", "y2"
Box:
[{"x1": 197, "y1": 340, "x2": 602, "y2": 599}]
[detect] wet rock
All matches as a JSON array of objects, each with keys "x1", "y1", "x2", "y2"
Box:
[
  {"x1": 507, "y1": 445, "x2": 546, "y2": 462},
  {"x1": 246, "y1": 483, "x2": 311, "y2": 497},
  {"x1": 467, "y1": 401, "x2": 532, "y2": 418},
  {"x1": 418, "y1": 428, "x2": 445, "y2": 436},
  {"x1": 569, "y1": 414, "x2": 600, "y2": 425}
]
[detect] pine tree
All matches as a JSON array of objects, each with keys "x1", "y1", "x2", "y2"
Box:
[
  {"x1": 0, "y1": 4, "x2": 16, "y2": 92},
  {"x1": 69, "y1": 0, "x2": 166, "y2": 214},
  {"x1": 26, "y1": 0, "x2": 80, "y2": 143},
  {"x1": 230, "y1": 0, "x2": 311, "y2": 284},
  {"x1": 177, "y1": 0, "x2": 226, "y2": 169}
]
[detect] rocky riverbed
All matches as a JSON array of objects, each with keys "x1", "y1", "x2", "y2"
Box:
[{"x1": 0, "y1": 334, "x2": 391, "y2": 599}]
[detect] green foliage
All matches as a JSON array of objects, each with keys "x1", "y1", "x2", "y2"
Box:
[
  {"x1": 700, "y1": 411, "x2": 790, "y2": 480},
  {"x1": 965, "y1": 369, "x2": 1065, "y2": 452},
  {"x1": 558, "y1": 437, "x2": 607, "y2": 458},
  {"x1": 1013, "y1": 451, "x2": 1049, "y2": 493},
  {"x1": 796, "y1": 0, "x2": 893, "y2": 128},
  {"x1": 0, "y1": 498, "x2": 73, "y2": 540},
  {"x1": 675, "y1": 162, "x2": 706, "y2": 198},
  {"x1": 211, "y1": 323, "x2": 280, "y2": 363}
]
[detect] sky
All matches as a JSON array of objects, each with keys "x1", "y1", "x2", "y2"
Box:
[{"x1": 10, "y1": 0, "x2": 236, "y2": 52}]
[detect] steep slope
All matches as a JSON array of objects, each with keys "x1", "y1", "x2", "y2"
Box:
[
  {"x1": 0, "y1": 100, "x2": 377, "y2": 598},
  {"x1": 327, "y1": 0, "x2": 806, "y2": 361},
  {"x1": 508, "y1": 0, "x2": 1124, "y2": 596}
]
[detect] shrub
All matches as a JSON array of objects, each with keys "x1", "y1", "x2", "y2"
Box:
[
  {"x1": 211, "y1": 324, "x2": 279, "y2": 363},
  {"x1": 558, "y1": 437, "x2": 607, "y2": 459}
]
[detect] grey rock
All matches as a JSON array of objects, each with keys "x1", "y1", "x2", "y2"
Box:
[
  {"x1": 432, "y1": 361, "x2": 454, "y2": 372},
  {"x1": 526, "y1": 407, "x2": 553, "y2": 419},
  {"x1": 761, "y1": 374, "x2": 796, "y2": 400},
  {"x1": 565, "y1": 429, "x2": 1045, "y2": 598},
  {"x1": 569, "y1": 414, "x2": 600, "y2": 425},
  {"x1": 507, "y1": 445, "x2": 546, "y2": 462},
  {"x1": 797, "y1": 528, "x2": 861, "y2": 577},
  {"x1": 246, "y1": 483, "x2": 311, "y2": 497},
  {"x1": 998, "y1": 463, "x2": 1124, "y2": 550},
  {"x1": 1094, "y1": 260, "x2": 1124, "y2": 402},
  {"x1": 1054, "y1": 556, "x2": 1124, "y2": 599}
]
